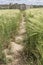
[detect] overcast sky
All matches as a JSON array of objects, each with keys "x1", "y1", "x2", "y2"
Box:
[{"x1": 0, "y1": 0, "x2": 43, "y2": 5}]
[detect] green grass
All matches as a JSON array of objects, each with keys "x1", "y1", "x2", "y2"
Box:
[
  {"x1": 0, "y1": 9, "x2": 43, "y2": 65},
  {"x1": 25, "y1": 8, "x2": 43, "y2": 65},
  {"x1": 0, "y1": 10, "x2": 21, "y2": 64}
]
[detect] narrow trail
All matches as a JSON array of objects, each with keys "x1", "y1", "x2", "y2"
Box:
[{"x1": 4, "y1": 14, "x2": 26, "y2": 65}]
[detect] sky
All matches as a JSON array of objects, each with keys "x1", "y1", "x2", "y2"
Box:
[{"x1": 0, "y1": 0, "x2": 43, "y2": 5}]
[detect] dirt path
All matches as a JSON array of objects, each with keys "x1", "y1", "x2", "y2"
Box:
[{"x1": 4, "y1": 14, "x2": 26, "y2": 65}]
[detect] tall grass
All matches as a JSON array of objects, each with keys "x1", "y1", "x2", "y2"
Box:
[
  {"x1": 0, "y1": 10, "x2": 21, "y2": 64},
  {"x1": 25, "y1": 8, "x2": 43, "y2": 65}
]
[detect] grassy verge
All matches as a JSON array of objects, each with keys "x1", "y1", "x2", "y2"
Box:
[
  {"x1": 25, "y1": 8, "x2": 43, "y2": 65},
  {"x1": 0, "y1": 9, "x2": 21, "y2": 64}
]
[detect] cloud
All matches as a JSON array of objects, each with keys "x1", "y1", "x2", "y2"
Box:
[{"x1": 0, "y1": 0, "x2": 43, "y2": 5}]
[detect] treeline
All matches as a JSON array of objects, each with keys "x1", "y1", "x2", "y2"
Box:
[
  {"x1": 33, "y1": 5, "x2": 43, "y2": 8},
  {"x1": 0, "y1": 3, "x2": 43, "y2": 10},
  {"x1": 0, "y1": 3, "x2": 26, "y2": 10}
]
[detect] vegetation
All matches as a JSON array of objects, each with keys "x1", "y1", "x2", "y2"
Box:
[
  {"x1": 0, "y1": 10, "x2": 21, "y2": 64},
  {"x1": 25, "y1": 8, "x2": 43, "y2": 65},
  {"x1": 0, "y1": 8, "x2": 43, "y2": 65}
]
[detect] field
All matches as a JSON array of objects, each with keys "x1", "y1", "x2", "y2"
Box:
[
  {"x1": 25, "y1": 8, "x2": 43, "y2": 65},
  {"x1": 0, "y1": 9, "x2": 21, "y2": 64},
  {"x1": 0, "y1": 8, "x2": 43, "y2": 65}
]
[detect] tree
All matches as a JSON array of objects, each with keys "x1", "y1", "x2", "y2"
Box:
[{"x1": 9, "y1": 3, "x2": 12, "y2": 9}]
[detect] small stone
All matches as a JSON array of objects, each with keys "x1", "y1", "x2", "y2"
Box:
[
  {"x1": 10, "y1": 42, "x2": 23, "y2": 54},
  {"x1": 15, "y1": 36, "x2": 23, "y2": 44}
]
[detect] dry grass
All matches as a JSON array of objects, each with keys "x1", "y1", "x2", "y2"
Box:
[
  {"x1": 25, "y1": 8, "x2": 43, "y2": 65},
  {"x1": 0, "y1": 9, "x2": 21, "y2": 64}
]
